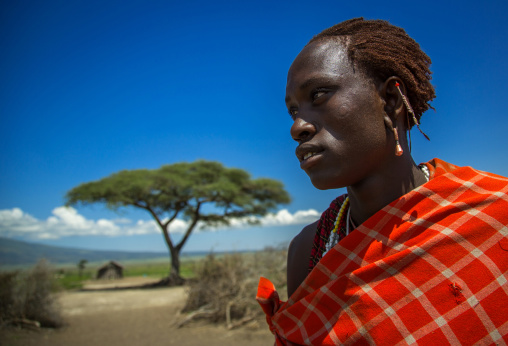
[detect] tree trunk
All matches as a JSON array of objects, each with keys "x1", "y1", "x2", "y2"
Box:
[
  {"x1": 156, "y1": 230, "x2": 185, "y2": 286},
  {"x1": 144, "y1": 205, "x2": 197, "y2": 286},
  {"x1": 165, "y1": 205, "x2": 201, "y2": 285},
  {"x1": 168, "y1": 245, "x2": 184, "y2": 285}
]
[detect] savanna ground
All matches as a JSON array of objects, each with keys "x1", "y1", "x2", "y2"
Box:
[{"x1": 1, "y1": 252, "x2": 286, "y2": 346}]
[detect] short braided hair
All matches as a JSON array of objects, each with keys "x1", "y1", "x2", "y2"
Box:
[{"x1": 309, "y1": 18, "x2": 435, "y2": 127}]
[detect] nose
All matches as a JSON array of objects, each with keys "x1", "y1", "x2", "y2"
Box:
[{"x1": 291, "y1": 118, "x2": 316, "y2": 142}]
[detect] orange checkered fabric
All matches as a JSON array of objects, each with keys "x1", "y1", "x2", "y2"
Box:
[{"x1": 257, "y1": 158, "x2": 508, "y2": 345}]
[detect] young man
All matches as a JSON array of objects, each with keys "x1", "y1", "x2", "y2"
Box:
[{"x1": 258, "y1": 18, "x2": 508, "y2": 345}]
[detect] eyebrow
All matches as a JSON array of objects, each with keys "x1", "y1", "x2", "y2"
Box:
[
  {"x1": 285, "y1": 76, "x2": 338, "y2": 104},
  {"x1": 300, "y1": 76, "x2": 336, "y2": 90}
]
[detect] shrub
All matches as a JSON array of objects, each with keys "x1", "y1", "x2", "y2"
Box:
[
  {"x1": 0, "y1": 259, "x2": 64, "y2": 328},
  {"x1": 180, "y1": 248, "x2": 287, "y2": 328},
  {"x1": 0, "y1": 271, "x2": 20, "y2": 323}
]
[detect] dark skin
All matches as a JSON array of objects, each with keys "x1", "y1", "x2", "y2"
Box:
[{"x1": 285, "y1": 38, "x2": 428, "y2": 297}]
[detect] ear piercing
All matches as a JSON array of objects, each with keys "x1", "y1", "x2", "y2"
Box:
[{"x1": 395, "y1": 82, "x2": 430, "y2": 141}]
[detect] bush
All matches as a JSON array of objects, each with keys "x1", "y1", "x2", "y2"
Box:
[
  {"x1": 0, "y1": 259, "x2": 64, "y2": 328},
  {"x1": 180, "y1": 248, "x2": 287, "y2": 328},
  {"x1": 0, "y1": 271, "x2": 20, "y2": 322}
]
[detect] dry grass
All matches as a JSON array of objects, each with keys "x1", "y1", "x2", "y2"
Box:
[
  {"x1": 0, "y1": 259, "x2": 63, "y2": 328},
  {"x1": 180, "y1": 248, "x2": 287, "y2": 328}
]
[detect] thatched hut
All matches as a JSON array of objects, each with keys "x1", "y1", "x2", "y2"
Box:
[{"x1": 97, "y1": 261, "x2": 123, "y2": 280}]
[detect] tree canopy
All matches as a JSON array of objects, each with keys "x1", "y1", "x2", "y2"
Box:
[{"x1": 65, "y1": 160, "x2": 290, "y2": 284}]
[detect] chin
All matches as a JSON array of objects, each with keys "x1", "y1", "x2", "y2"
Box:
[{"x1": 309, "y1": 174, "x2": 344, "y2": 190}]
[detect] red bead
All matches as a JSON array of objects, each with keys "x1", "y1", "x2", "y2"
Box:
[{"x1": 395, "y1": 82, "x2": 400, "y2": 87}]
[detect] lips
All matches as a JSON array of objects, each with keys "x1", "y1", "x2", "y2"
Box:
[
  {"x1": 295, "y1": 144, "x2": 324, "y2": 163},
  {"x1": 303, "y1": 152, "x2": 318, "y2": 160}
]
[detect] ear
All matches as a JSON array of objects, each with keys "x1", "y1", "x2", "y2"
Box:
[{"x1": 379, "y1": 76, "x2": 406, "y2": 130}]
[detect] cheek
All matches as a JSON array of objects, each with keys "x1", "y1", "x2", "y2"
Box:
[
  {"x1": 351, "y1": 96, "x2": 388, "y2": 145},
  {"x1": 323, "y1": 86, "x2": 388, "y2": 151},
  {"x1": 326, "y1": 113, "x2": 388, "y2": 159}
]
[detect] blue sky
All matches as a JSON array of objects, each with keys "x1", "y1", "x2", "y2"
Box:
[{"x1": 1, "y1": 0, "x2": 507, "y2": 253}]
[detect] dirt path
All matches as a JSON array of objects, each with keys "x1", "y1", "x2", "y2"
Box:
[{"x1": 1, "y1": 279, "x2": 274, "y2": 346}]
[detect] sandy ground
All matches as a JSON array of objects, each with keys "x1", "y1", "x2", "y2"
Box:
[{"x1": 0, "y1": 278, "x2": 275, "y2": 346}]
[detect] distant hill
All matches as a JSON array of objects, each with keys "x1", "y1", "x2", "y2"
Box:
[{"x1": 0, "y1": 237, "x2": 170, "y2": 267}]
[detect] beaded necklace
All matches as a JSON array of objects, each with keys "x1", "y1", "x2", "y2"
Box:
[
  {"x1": 419, "y1": 164, "x2": 430, "y2": 181},
  {"x1": 324, "y1": 196, "x2": 349, "y2": 253}
]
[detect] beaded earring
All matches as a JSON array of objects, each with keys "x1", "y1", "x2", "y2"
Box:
[
  {"x1": 395, "y1": 82, "x2": 430, "y2": 141},
  {"x1": 393, "y1": 127, "x2": 403, "y2": 156}
]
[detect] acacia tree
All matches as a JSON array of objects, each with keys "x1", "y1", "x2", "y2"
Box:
[{"x1": 65, "y1": 160, "x2": 290, "y2": 285}]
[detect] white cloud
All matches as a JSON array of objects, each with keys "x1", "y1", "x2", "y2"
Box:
[
  {"x1": 223, "y1": 208, "x2": 320, "y2": 230},
  {"x1": 0, "y1": 207, "x2": 124, "y2": 239},
  {"x1": 0, "y1": 207, "x2": 320, "y2": 240},
  {"x1": 262, "y1": 209, "x2": 320, "y2": 226}
]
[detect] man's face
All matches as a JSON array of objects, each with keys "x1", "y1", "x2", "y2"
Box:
[{"x1": 285, "y1": 39, "x2": 391, "y2": 190}]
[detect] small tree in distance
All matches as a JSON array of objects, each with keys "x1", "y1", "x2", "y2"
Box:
[
  {"x1": 65, "y1": 160, "x2": 290, "y2": 285},
  {"x1": 77, "y1": 259, "x2": 88, "y2": 278}
]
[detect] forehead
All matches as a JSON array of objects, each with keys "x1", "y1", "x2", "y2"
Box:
[{"x1": 287, "y1": 38, "x2": 352, "y2": 85}]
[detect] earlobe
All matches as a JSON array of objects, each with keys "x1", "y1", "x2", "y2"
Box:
[
  {"x1": 382, "y1": 114, "x2": 404, "y2": 156},
  {"x1": 383, "y1": 114, "x2": 394, "y2": 130},
  {"x1": 381, "y1": 76, "x2": 406, "y2": 157}
]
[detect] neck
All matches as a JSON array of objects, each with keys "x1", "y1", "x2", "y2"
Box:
[{"x1": 346, "y1": 155, "x2": 427, "y2": 226}]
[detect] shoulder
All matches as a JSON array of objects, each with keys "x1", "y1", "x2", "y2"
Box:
[
  {"x1": 288, "y1": 221, "x2": 318, "y2": 261},
  {"x1": 287, "y1": 221, "x2": 318, "y2": 298},
  {"x1": 286, "y1": 194, "x2": 348, "y2": 297}
]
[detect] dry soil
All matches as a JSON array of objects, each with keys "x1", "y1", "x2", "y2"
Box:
[{"x1": 1, "y1": 277, "x2": 274, "y2": 346}]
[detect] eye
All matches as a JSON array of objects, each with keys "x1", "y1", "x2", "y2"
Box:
[
  {"x1": 288, "y1": 108, "x2": 298, "y2": 118},
  {"x1": 311, "y1": 88, "x2": 328, "y2": 102}
]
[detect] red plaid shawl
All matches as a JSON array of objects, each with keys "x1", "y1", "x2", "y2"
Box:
[{"x1": 257, "y1": 159, "x2": 508, "y2": 345}]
